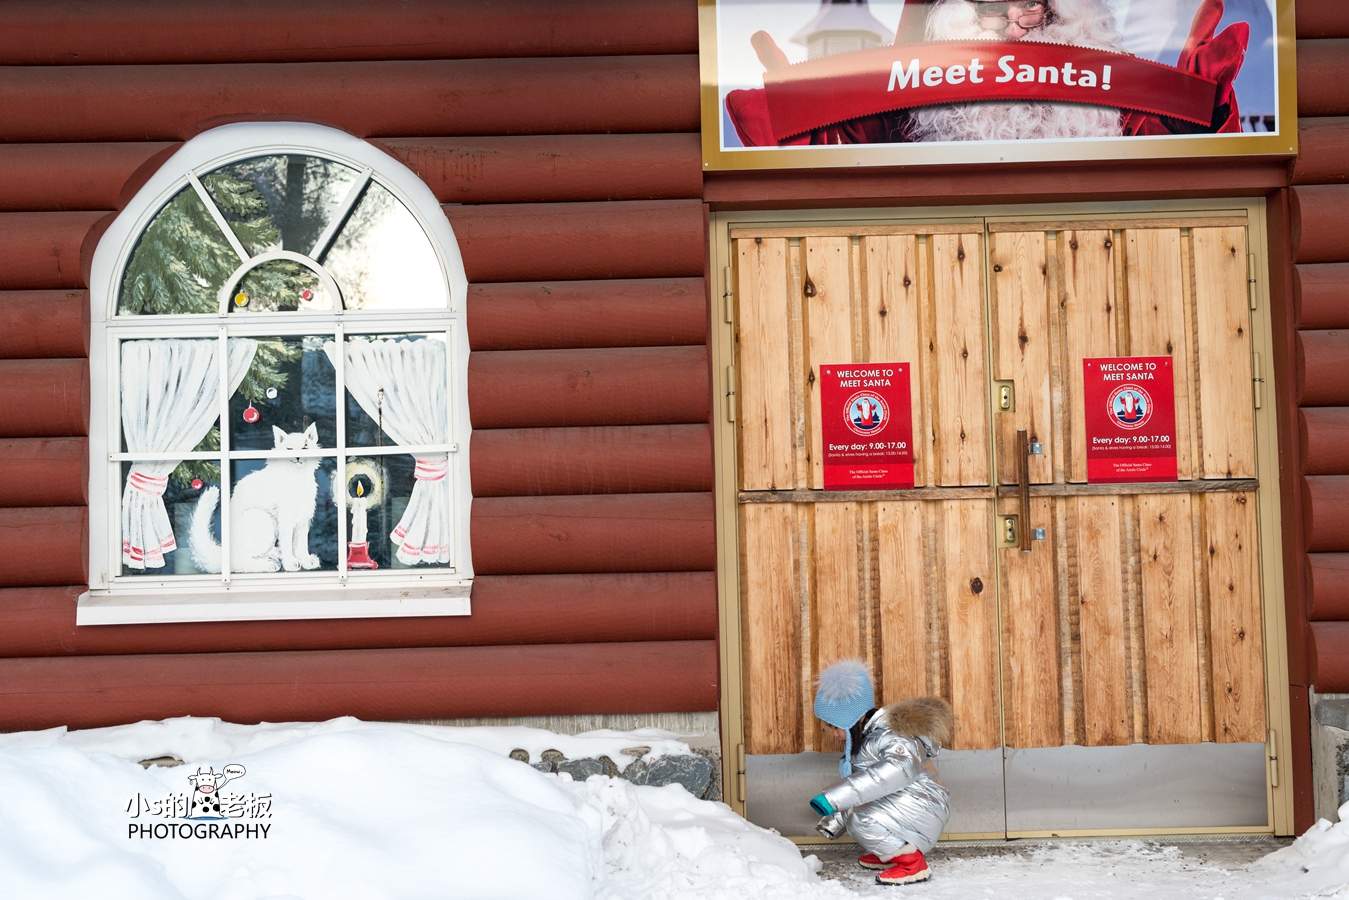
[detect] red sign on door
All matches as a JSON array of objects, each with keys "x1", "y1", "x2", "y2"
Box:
[
  {"x1": 819, "y1": 363, "x2": 914, "y2": 490},
  {"x1": 1083, "y1": 357, "x2": 1178, "y2": 484}
]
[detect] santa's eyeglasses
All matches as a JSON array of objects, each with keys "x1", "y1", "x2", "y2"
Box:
[{"x1": 973, "y1": 1, "x2": 1047, "y2": 14}]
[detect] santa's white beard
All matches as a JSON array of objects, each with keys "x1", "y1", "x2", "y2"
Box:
[{"x1": 909, "y1": 0, "x2": 1125, "y2": 143}]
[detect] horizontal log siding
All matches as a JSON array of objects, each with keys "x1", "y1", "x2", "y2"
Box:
[
  {"x1": 0, "y1": 359, "x2": 89, "y2": 437},
  {"x1": 473, "y1": 493, "x2": 715, "y2": 574},
  {"x1": 0, "y1": 291, "x2": 89, "y2": 358},
  {"x1": 471, "y1": 426, "x2": 713, "y2": 496},
  {"x1": 0, "y1": 3, "x2": 713, "y2": 729},
  {"x1": 0, "y1": 439, "x2": 87, "y2": 507},
  {"x1": 0, "y1": 640, "x2": 719, "y2": 731},
  {"x1": 380, "y1": 135, "x2": 703, "y2": 204},
  {"x1": 1311, "y1": 623, "x2": 1349, "y2": 692},
  {"x1": 0, "y1": 58, "x2": 700, "y2": 143},
  {"x1": 1295, "y1": 265, "x2": 1349, "y2": 329},
  {"x1": 1295, "y1": 14, "x2": 1349, "y2": 734},
  {"x1": 1294, "y1": 118, "x2": 1349, "y2": 185},
  {"x1": 0, "y1": 573, "x2": 717, "y2": 658},
  {"x1": 0, "y1": 0, "x2": 699, "y2": 65},
  {"x1": 469, "y1": 347, "x2": 710, "y2": 428},
  {"x1": 0, "y1": 144, "x2": 173, "y2": 212},
  {"x1": 1299, "y1": 41, "x2": 1349, "y2": 118},
  {"x1": 0, "y1": 507, "x2": 87, "y2": 587},
  {"x1": 447, "y1": 200, "x2": 705, "y2": 282},
  {"x1": 1293, "y1": 186, "x2": 1349, "y2": 264},
  {"x1": 1309, "y1": 555, "x2": 1349, "y2": 621},
  {"x1": 1300, "y1": 0, "x2": 1349, "y2": 39},
  {"x1": 0, "y1": 212, "x2": 106, "y2": 289},
  {"x1": 468, "y1": 279, "x2": 706, "y2": 350}
]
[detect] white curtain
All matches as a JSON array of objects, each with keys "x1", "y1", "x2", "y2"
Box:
[
  {"x1": 325, "y1": 338, "x2": 449, "y2": 565},
  {"x1": 120, "y1": 338, "x2": 256, "y2": 569}
]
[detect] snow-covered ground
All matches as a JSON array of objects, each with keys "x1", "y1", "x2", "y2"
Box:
[{"x1": 0, "y1": 717, "x2": 1347, "y2": 899}]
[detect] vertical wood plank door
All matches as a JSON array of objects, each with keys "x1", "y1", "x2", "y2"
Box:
[
  {"x1": 989, "y1": 220, "x2": 1268, "y2": 835},
  {"x1": 733, "y1": 217, "x2": 1270, "y2": 837},
  {"x1": 732, "y1": 230, "x2": 995, "y2": 760}
]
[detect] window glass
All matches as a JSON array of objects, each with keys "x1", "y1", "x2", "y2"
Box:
[
  {"x1": 230, "y1": 261, "x2": 332, "y2": 313},
  {"x1": 342, "y1": 333, "x2": 448, "y2": 448},
  {"x1": 204, "y1": 155, "x2": 361, "y2": 257},
  {"x1": 118, "y1": 187, "x2": 239, "y2": 316},
  {"x1": 117, "y1": 155, "x2": 444, "y2": 316},
  {"x1": 219, "y1": 456, "x2": 341, "y2": 573},
  {"x1": 120, "y1": 462, "x2": 207, "y2": 576},
  {"x1": 228, "y1": 336, "x2": 336, "y2": 452},
  {"x1": 324, "y1": 183, "x2": 447, "y2": 310},
  {"x1": 104, "y1": 132, "x2": 465, "y2": 596},
  {"x1": 341, "y1": 453, "x2": 452, "y2": 570}
]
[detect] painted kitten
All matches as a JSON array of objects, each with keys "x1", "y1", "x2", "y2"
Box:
[{"x1": 189, "y1": 423, "x2": 322, "y2": 574}]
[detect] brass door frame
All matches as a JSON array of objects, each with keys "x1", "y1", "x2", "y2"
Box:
[{"x1": 709, "y1": 198, "x2": 1293, "y2": 837}]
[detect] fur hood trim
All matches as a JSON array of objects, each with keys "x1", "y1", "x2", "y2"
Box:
[{"x1": 882, "y1": 696, "x2": 954, "y2": 745}]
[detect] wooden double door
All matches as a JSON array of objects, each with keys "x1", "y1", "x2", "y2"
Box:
[{"x1": 732, "y1": 214, "x2": 1272, "y2": 835}]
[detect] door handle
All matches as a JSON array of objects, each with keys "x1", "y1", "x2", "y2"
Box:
[{"x1": 1017, "y1": 429, "x2": 1031, "y2": 552}]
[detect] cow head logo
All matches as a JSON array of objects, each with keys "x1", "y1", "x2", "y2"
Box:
[{"x1": 186, "y1": 764, "x2": 246, "y2": 820}]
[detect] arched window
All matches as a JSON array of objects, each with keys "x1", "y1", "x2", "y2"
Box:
[{"x1": 81, "y1": 123, "x2": 472, "y2": 624}]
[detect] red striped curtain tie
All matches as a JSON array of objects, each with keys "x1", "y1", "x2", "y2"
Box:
[
  {"x1": 128, "y1": 470, "x2": 170, "y2": 497},
  {"x1": 413, "y1": 458, "x2": 448, "y2": 482}
]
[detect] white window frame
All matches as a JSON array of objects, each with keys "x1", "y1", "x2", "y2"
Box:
[{"x1": 79, "y1": 122, "x2": 473, "y2": 625}]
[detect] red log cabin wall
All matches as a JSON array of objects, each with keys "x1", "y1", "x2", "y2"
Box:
[
  {"x1": 0, "y1": 0, "x2": 718, "y2": 729},
  {"x1": 1294, "y1": 0, "x2": 1349, "y2": 826}
]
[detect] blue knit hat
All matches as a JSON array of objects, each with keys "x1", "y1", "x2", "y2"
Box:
[{"x1": 814, "y1": 659, "x2": 875, "y2": 776}]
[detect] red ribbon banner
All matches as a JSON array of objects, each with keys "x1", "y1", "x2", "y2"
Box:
[{"x1": 762, "y1": 41, "x2": 1217, "y2": 141}]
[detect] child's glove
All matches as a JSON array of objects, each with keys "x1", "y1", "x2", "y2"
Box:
[
  {"x1": 808, "y1": 793, "x2": 835, "y2": 816},
  {"x1": 815, "y1": 811, "x2": 847, "y2": 840}
]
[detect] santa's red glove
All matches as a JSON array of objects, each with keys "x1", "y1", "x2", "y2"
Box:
[
  {"x1": 1124, "y1": 0, "x2": 1248, "y2": 135},
  {"x1": 725, "y1": 88, "x2": 779, "y2": 147}
]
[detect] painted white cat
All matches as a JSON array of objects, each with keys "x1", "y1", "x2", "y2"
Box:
[{"x1": 189, "y1": 424, "x2": 322, "y2": 574}]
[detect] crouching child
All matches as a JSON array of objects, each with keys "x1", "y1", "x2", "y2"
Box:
[{"x1": 808, "y1": 659, "x2": 954, "y2": 886}]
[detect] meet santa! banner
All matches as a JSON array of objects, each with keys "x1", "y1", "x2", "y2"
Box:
[
  {"x1": 819, "y1": 363, "x2": 914, "y2": 490},
  {"x1": 706, "y1": 0, "x2": 1288, "y2": 169},
  {"x1": 1083, "y1": 356, "x2": 1178, "y2": 483}
]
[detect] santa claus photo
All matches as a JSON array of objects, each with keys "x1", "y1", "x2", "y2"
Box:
[{"x1": 715, "y1": 0, "x2": 1278, "y2": 152}]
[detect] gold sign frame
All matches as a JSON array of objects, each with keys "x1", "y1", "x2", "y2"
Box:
[{"x1": 698, "y1": 0, "x2": 1298, "y2": 171}]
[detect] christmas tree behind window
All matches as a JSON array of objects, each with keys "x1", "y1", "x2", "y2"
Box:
[{"x1": 118, "y1": 170, "x2": 315, "y2": 487}]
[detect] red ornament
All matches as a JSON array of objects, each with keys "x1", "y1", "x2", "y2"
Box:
[
  {"x1": 301, "y1": 289, "x2": 313, "y2": 301},
  {"x1": 242, "y1": 404, "x2": 260, "y2": 424},
  {"x1": 191, "y1": 479, "x2": 203, "y2": 490}
]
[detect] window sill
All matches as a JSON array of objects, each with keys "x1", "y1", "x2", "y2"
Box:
[{"x1": 76, "y1": 581, "x2": 472, "y2": 625}]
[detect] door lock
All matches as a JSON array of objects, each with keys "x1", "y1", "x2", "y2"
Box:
[
  {"x1": 999, "y1": 515, "x2": 1019, "y2": 547},
  {"x1": 995, "y1": 380, "x2": 1015, "y2": 412}
]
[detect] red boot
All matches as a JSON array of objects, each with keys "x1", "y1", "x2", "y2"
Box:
[
  {"x1": 858, "y1": 853, "x2": 890, "y2": 870},
  {"x1": 876, "y1": 849, "x2": 931, "y2": 885}
]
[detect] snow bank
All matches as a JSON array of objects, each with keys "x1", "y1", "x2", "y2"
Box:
[
  {"x1": 0, "y1": 720, "x2": 839, "y2": 900},
  {"x1": 578, "y1": 777, "x2": 851, "y2": 900},
  {"x1": 1244, "y1": 801, "x2": 1349, "y2": 899},
  {"x1": 0, "y1": 729, "x2": 604, "y2": 899},
  {"x1": 0, "y1": 715, "x2": 694, "y2": 769},
  {"x1": 12, "y1": 716, "x2": 1348, "y2": 899}
]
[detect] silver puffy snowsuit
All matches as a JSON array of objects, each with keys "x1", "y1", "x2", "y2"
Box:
[{"x1": 817, "y1": 703, "x2": 951, "y2": 856}]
